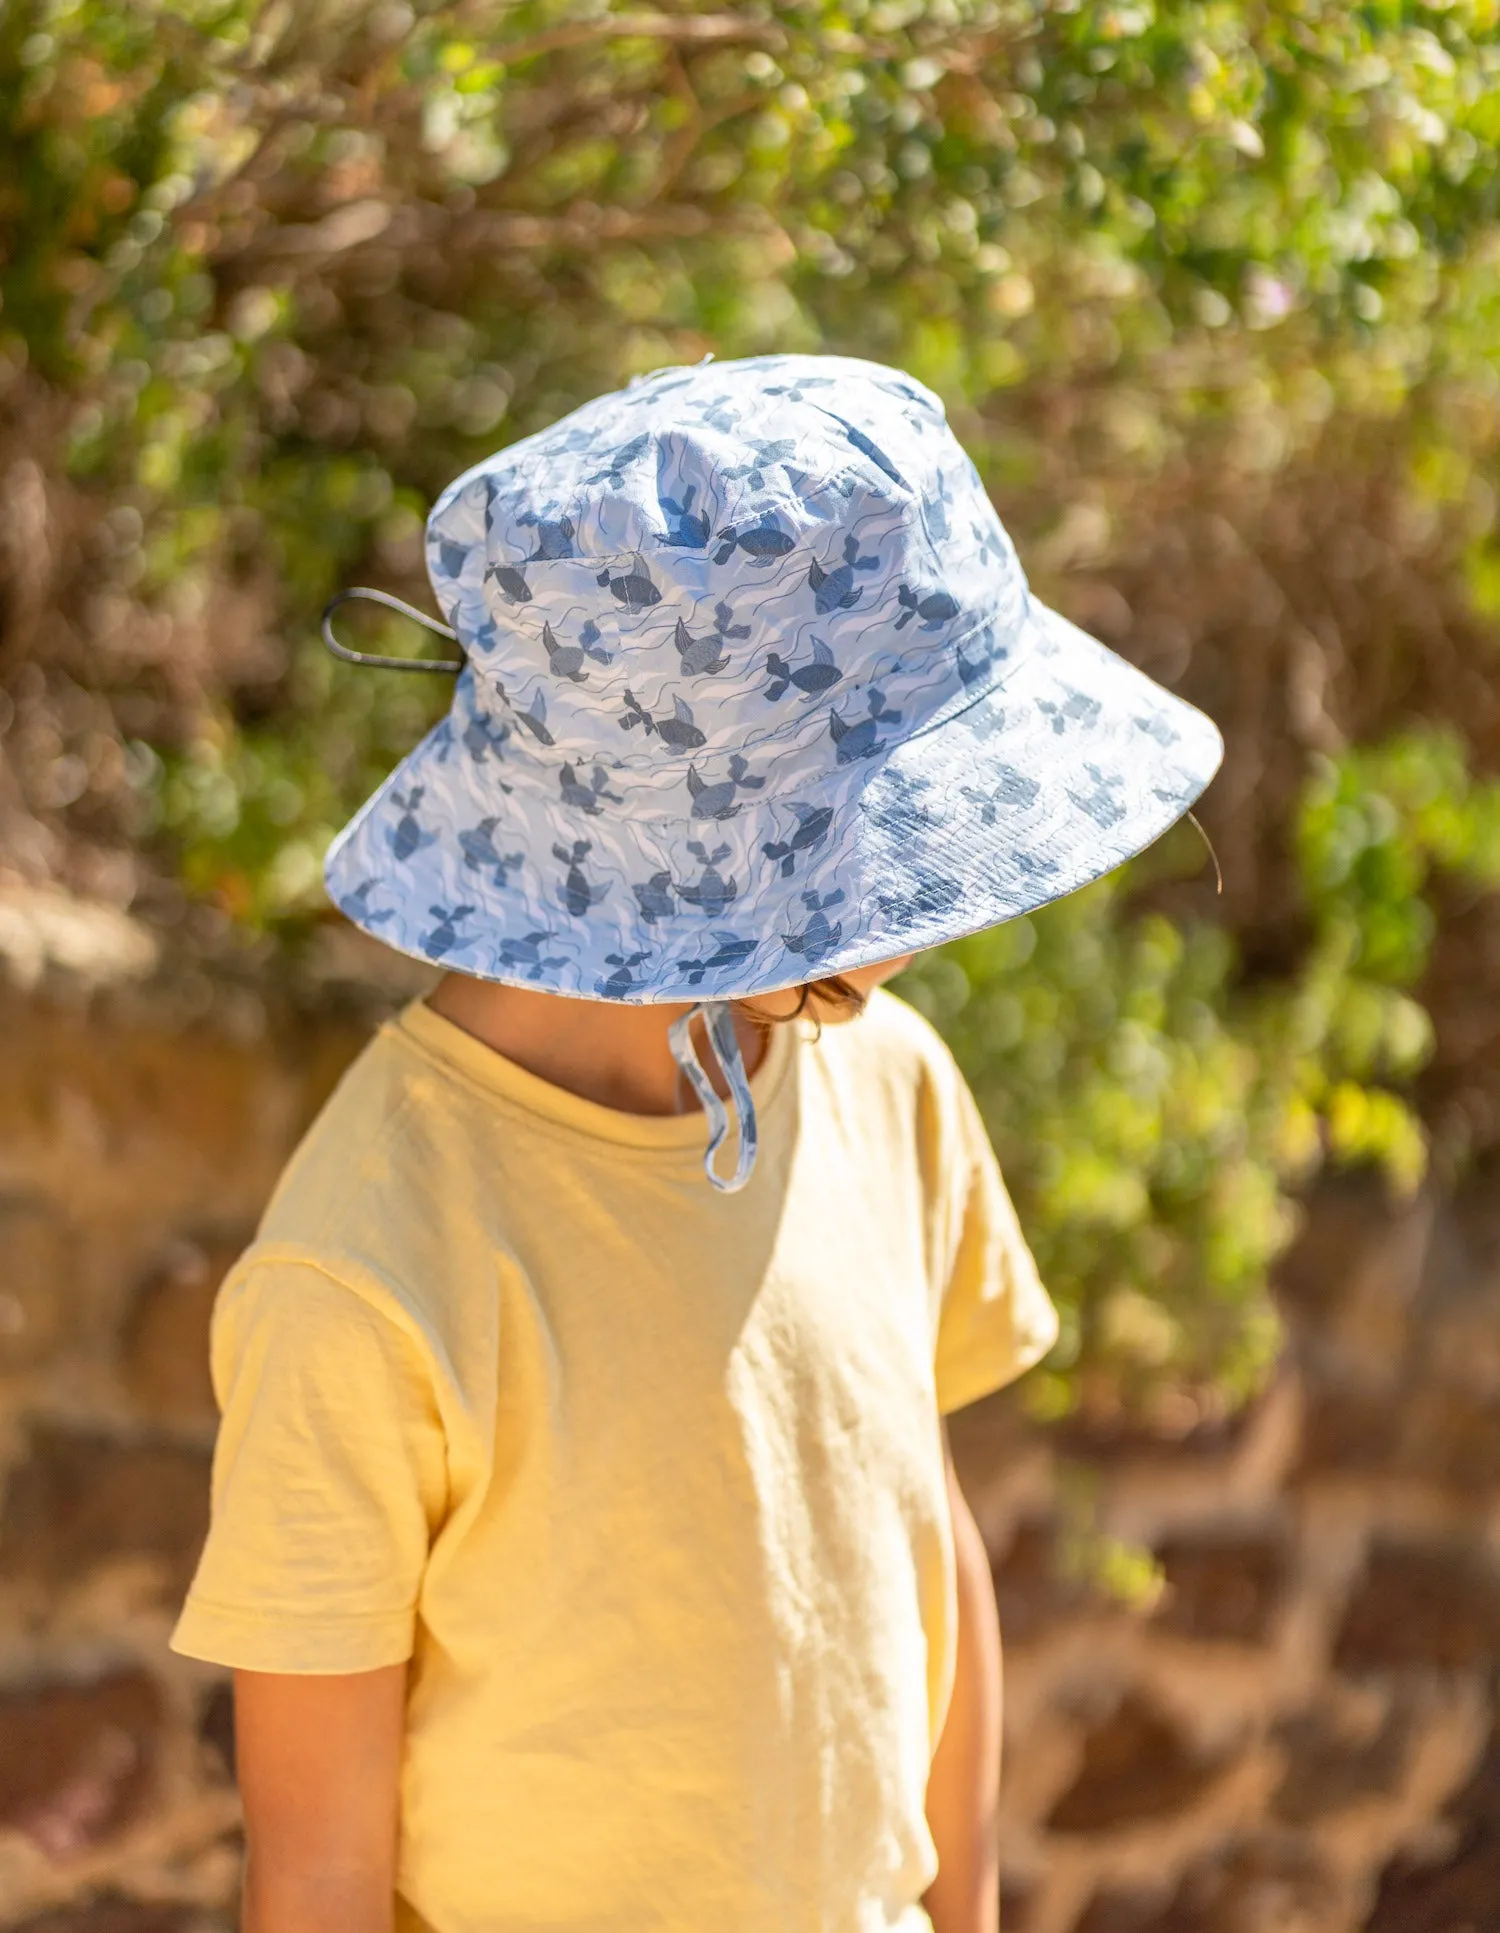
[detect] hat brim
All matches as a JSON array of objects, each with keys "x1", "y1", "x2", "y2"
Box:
[{"x1": 324, "y1": 600, "x2": 1223, "y2": 1003}]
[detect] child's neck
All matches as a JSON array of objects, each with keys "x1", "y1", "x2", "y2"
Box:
[{"x1": 426, "y1": 972, "x2": 770, "y2": 1118}]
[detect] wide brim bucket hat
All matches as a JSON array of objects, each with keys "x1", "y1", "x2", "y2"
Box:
[{"x1": 325, "y1": 353, "x2": 1222, "y2": 1185}]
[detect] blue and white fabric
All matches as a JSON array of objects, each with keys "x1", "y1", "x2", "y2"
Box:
[{"x1": 325, "y1": 354, "x2": 1222, "y2": 1186}]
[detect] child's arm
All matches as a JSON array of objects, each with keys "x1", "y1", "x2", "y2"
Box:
[
  {"x1": 922, "y1": 1441, "x2": 1003, "y2": 1933},
  {"x1": 235, "y1": 1664, "x2": 408, "y2": 1933}
]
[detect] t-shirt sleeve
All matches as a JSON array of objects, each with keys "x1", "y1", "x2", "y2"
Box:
[
  {"x1": 171, "y1": 1257, "x2": 448, "y2": 1674},
  {"x1": 932, "y1": 1070, "x2": 1059, "y2": 1415}
]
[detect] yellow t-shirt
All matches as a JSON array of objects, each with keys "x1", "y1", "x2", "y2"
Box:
[{"x1": 173, "y1": 989, "x2": 1056, "y2": 1933}]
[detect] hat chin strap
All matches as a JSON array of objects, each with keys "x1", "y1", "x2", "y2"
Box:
[{"x1": 667, "y1": 1003, "x2": 758, "y2": 1193}]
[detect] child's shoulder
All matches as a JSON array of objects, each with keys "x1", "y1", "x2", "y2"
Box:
[{"x1": 810, "y1": 986, "x2": 971, "y2": 1131}]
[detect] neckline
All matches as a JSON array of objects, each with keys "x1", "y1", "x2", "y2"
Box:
[{"x1": 393, "y1": 997, "x2": 797, "y2": 1154}]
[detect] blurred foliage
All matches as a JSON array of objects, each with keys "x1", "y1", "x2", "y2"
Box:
[
  {"x1": 3, "y1": 0, "x2": 1500, "y2": 1412},
  {"x1": 902, "y1": 726, "x2": 1500, "y2": 1413}
]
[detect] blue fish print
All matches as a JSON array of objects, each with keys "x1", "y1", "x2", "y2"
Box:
[
  {"x1": 1038, "y1": 689, "x2": 1102, "y2": 735},
  {"x1": 620, "y1": 690, "x2": 707, "y2": 750},
  {"x1": 518, "y1": 510, "x2": 577, "y2": 561},
  {"x1": 423, "y1": 902, "x2": 477, "y2": 959},
  {"x1": 762, "y1": 801, "x2": 834, "y2": 877},
  {"x1": 678, "y1": 931, "x2": 758, "y2": 987},
  {"x1": 597, "y1": 557, "x2": 661, "y2": 612},
  {"x1": 763, "y1": 374, "x2": 836, "y2": 402},
  {"x1": 1067, "y1": 764, "x2": 1127, "y2": 829},
  {"x1": 658, "y1": 486, "x2": 711, "y2": 549},
  {"x1": 673, "y1": 614, "x2": 733, "y2": 678},
  {"x1": 675, "y1": 841, "x2": 739, "y2": 919},
  {"x1": 632, "y1": 870, "x2": 678, "y2": 924},
  {"x1": 957, "y1": 632, "x2": 1003, "y2": 687},
  {"x1": 462, "y1": 712, "x2": 512, "y2": 767},
  {"x1": 961, "y1": 767, "x2": 1040, "y2": 822},
  {"x1": 723, "y1": 439, "x2": 800, "y2": 490},
  {"x1": 486, "y1": 562, "x2": 532, "y2": 605},
  {"x1": 1133, "y1": 712, "x2": 1181, "y2": 748},
  {"x1": 860, "y1": 770, "x2": 936, "y2": 835},
  {"x1": 782, "y1": 889, "x2": 846, "y2": 965},
  {"x1": 498, "y1": 681, "x2": 554, "y2": 747},
  {"x1": 686, "y1": 755, "x2": 764, "y2": 821},
  {"x1": 497, "y1": 931, "x2": 572, "y2": 980},
  {"x1": 764, "y1": 635, "x2": 840, "y2": 702},
  {"x1": 437, "y1": 539, "x2": 468, "y2": 581},
  {"x1": 714, "y1": 516, "x2": 796, "y2": 566},
  {"x1": 558, "y1": 762, "x2": 624, "y2": 816},
  {"x1": 553, "y1": 839, "x2": 611, "y2": 916},
  {"x1": 596, "y1": 950, "x2": 651, "y2": 997},
  {"x1": 543, "y1": 620, "x2": 611, "y2": 684},
  {"x1": 340, "y1": 880, "x2": 395, "y2": 927},
  {"x1": 388, "y1": 788, "x2": 436, "y2": 861},
  {"x1": 895, "y1": 583, "x2": 961, "y2": 631},
  {"x1": 809, "y1": 534, "x2": 880, "y2": 614},
  {"x1": 586, "y1": 432, "x2": 650, "y2": 489},
  {"x1": 877, "y1": 875, "x2": 963, "y2": 933},
  {"x1": 843, "y1": 423, "x2": 908, "y2": 489},
  {"x1": 828, "y1": 688, "x2": 901, "y2": 764},
  {"x1": 459, "y1": 817, "x2": 524, "y2": 885}
]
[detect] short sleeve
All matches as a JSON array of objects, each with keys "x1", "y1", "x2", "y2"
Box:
[
  {"x1": 171, "y1": 1258, "x2": 448, "y2": 1674},
  {"x1": 932, "y1": 1075, "x2": 1059, "y2": 1415}
]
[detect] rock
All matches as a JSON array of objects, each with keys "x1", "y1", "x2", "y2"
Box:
[
  {"x1": 1335, "y1": 1539, "x2": 1500, "y2": 1674},
  {"x1": 0, "y1": 1425, "x2": 210, "y2": 1594},
  {"x1": 0, "y1": 1671, "x2": 163, "y2": 1858},
  {"x1": 123, "y1": 1236, "x2": 244, "y2": 1426},
  {"x1": 1272, "y1": 1697, "x2": 1410, "y2": 1821},
  {"x1": 1074, "y1": 1833, "x2": 1338, "y2": 1933},
  {"x1": 8, "y1": 1905, "x2": 197, "y2": 1933},
  {"x1": 0, "y1": 1194, "x2": 74, "y2": 1370},
  {"x1": 1154, "y1": 1527, "x2": 1291, "y2": 1644},
  {"x1": 1048, "y1": 1694, "x2": 1226, "y2": 1833},
  {"x1": 197, "y1": 1680, "x2": 235, "y2": 1782},
  {"x1": 1368, "y1": 1721, "x2": 1500, "y2": 1930}
]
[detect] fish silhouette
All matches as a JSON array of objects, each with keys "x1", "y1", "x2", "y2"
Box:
[
  {"x1": 1133, "y1": 711, "x2": 1180, "y2": 748},
  {"x1": 436, "y1": 539, "x2": 468, "y2": 581},
  {"x1": 542, "y1": 620, "x2": 612, "y2": 684},
  {"x1": 459, "y1": 818, "x2": 525, "y2": 885},
  {"x1": 764, "y1": 375, "x2": 836, "y2": 403},
  {"x1": 487, "y1": 563, "x2": 532, "y2": 605},
  {"x1": 596, "y1": 950, "x2": 652, "y2": 997},
  {"x1": 894, "y1": 583, "x2": 960, "y2": 631},
  {"x1": 761, "y1": 801, "x2": 834, "y2": 877},
  {"x1": 340, "y1": 881, "x2": 395, "y2": 927},
  {"x1": 558, "y1": 762, "x2": 623, "y2": 816},
  {"x1": 388, "y1": 787, "x2": 436, "y2": 861},
  {"x1": 843, "y1": 423, "x2": 908, "y2": 488},
  {"x1": 722, "y1": 438, "x2": 799, "y2": 491},
  {"x1": 674, "y1": 842, "x2": 739, "y2": 919},
  {"x1": 620, "y1": 691, "x2": 707, "y2": 750},
  {"x1": 497, "y1": 930, "x2": 571, "y2": 980},
  {"x1": 597, "y1": 557, "x2": 661, "y2": 612},
  {"x1": 859, "y1": 770, "x2": 936, "y2": 835},
  {"x1": 714, "y1": 517, "x2": 796, "y2": 566},
  {"x1": 586, "y1": 432, "x2": 651, "y2": 489},
  {"x1": 876, "y1": 876, "x2": 963, "y2": 933},
  {"x1": 658, "y1": 486, "x2": 711, "y2": 549},
  {"x1": 782, "y1": 888, "x2": 846, "y2": 965},
  {"x1": 462, "y1": 713, "x2": 513, "y2": 770},
  {"x1": 764, "y1": 636, "x2": 841, "y2": 701},
  {"x1": 498, "y1": 682, "x2": 554, "y2": 747},
  {"x1": 673, "y1": 616, "x2": 732, "y2": 678},
  {"x1": 1037, "y1": 689, "x2": 1102, "y2": 735},
  {"x1": 686, "y1": 755, "x2": 765, "y2": 821},
  {"x1": 809, "y1": 533, "x2": 880, "y2": 614},
  {"x1": 677, "y1": 931, "x2": 758, "y2": 986},
  {"x1": 632, "y1": 870, "x2": 678, "y2": 924},
  {"x1": 552, "y1": 839, "x2": 611, "y2": 916},
  {"x1": 423, "y1": 903, "x2": 477, "y2": 959},
  {"x1": 517, "y1": 510, "x2": 576, "y2": 561},
  {"x1": 1066, "y1": 764, "x2": 1126, "y2": 829},
  {"x1": 961, "y1": 767, "x2": 1040, "y2": 823},
  {"x1": 828, "y1": 687, "x2": 902, "y2": 765}
]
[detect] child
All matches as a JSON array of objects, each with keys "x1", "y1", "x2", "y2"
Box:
[{"x1": 172, "y1": 355, "x2": 1221, "y2": 1933}]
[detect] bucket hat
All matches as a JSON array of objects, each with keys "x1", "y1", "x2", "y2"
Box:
[{"x1": 325, "y1": 353, "x2": 1222, "y2": 1186}]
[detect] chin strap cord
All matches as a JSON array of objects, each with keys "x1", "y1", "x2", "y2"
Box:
[{"x1": 667, "y1": 1001, "x2": 758, "y2": 1193}]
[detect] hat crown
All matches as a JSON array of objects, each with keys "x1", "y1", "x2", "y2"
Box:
[{"x1": 425, "y1": 356, "x2": 1030, "y2": 786}]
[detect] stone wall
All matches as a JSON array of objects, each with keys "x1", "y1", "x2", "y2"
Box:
[{"x1": 1, "y1": 902, "x2": 1498, "y2": 1932}]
